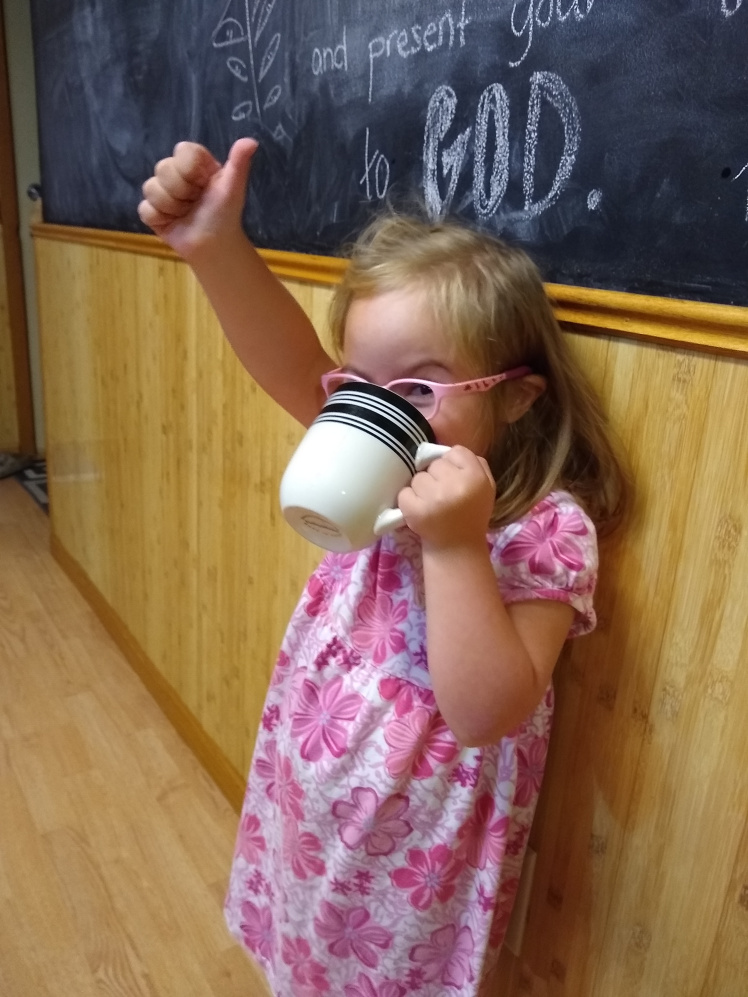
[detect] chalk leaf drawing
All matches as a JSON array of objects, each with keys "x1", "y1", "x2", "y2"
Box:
[{"x1": 212, "y1": 0, "x2": 284, "y2": 125}]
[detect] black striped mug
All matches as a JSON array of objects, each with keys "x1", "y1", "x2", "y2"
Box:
[{"x1": 280, "y1": 381, "x2": 449, "y2": 551}]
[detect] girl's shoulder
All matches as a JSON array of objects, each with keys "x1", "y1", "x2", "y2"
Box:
[
  {"x1": 492, "y1": 489, "x2": 597, "y2": 544},
  {"x1": 488, "y1": 489, "x2": 598, "y2": 637}
]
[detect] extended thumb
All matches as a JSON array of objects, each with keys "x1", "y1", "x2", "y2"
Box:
[{"x1": 225, "y1": 137, "x2": 258, "y2": 194}]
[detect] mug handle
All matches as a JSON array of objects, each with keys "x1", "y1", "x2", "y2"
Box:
[{"x1": 373, "y1": 443, "x2": 452, "y2": 537}]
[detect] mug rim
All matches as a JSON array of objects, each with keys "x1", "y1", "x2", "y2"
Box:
[{"x1": 323, "y1": 380, "x2": 435, "y2": 442}]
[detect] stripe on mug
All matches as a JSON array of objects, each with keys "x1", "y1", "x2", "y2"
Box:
[
  {"x1": 321, "y1": 391, "x2": 434, "y2": 447},
  {"x1": 319, "y1": 396, "x2": 431, "y2": 459},
  {"x1": 316, "y1": 411, "x2": 418, "y2": 474},
  {"x1": 323, "y1": 389, "x2": 433, "y2": 441},
  {"x1": 325, "y1": 384, "x2": 435, "y2": 441}
]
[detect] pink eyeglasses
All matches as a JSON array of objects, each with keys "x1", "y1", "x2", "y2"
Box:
[{"x1": 320, "y1": 365, "x2": 532, "y2": 420}]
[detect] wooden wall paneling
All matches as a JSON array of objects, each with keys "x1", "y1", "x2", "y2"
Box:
[
  {"x1": 591, "y1": 355, "x2": 748, "y2": 997},
  {"x1": 194, "y1": 274, "x2": 323, "y2": 776},
  {"x1": 575, "y1": 345, "x2": 720, "y2": 995},
  {"x1": 702, "y1": 809, "x2": 748, "y2": 995},
  {"x1": 133, "y1": 254, "x2": 199, "y2": 711},
  {"x1": 31, "y1": 224, "x2": 748, "y2": 360},
  {"x1": 34, "y1": 240, "x2": 104, "y2": 584},
  {"x1": 511, "y1": 339, "x2": 737, "y2": 996}
]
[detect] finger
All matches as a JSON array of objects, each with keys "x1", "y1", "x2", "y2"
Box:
[
  {"x1": 223, "y1": 137, "x2": 259, "y2": 196},
  {"x1": 406, "y1": 468, "x2": 441, "y2": 501},
  {"x1": 140, "y1": 176, "x2": 194, "y2": 219},
  {"x1": 477, "y1": 455, "x2": 496, "y2": 488},
  {"x1": 396, "y1": 483, "x2": 422, "y2": 519},
  {"x1": 172, "y1": 141, "x2": 221, "y2": 185},
  {"x1": 436, "y1": 444, "x2": 475, "y2": 469},
  {"x1": 137, "y1": 198, "x2": 176, "y2": 232},
  {"x1": 154, "y1": 157, "x2": 205, "y2": 202}
]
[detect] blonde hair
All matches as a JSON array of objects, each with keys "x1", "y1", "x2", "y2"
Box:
[{"x1": 329, "y1": 212, "x2": 631, "y2": 536}]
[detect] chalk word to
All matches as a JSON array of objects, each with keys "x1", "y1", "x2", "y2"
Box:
[
  {"x1": 721, "y1": 0, "x2": 743, "y2": 15},
  {"x1": 360, "y1": 127, "x2": 391, "y2": 200},
  {"x1": 510, "y1": 0, "x2": 596, "y2": 67},
  {"x1": 423, "y1": 72, "x2": 581, "y2": 221},
  {"x1": 312, "y1": 26, "x2": 348, "y2": 74},
  {"x1": 368, "y1": 0, "x2": 470, "y2": 103}
]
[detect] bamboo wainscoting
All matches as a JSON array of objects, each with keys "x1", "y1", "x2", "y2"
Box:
[{"x1": 33, "y1": 224, "x2": 748, "y2": 997}]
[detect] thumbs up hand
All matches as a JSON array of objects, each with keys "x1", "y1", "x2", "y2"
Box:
[{"x1": 138, "y1": 138, "x2": 257, "y2": 261}]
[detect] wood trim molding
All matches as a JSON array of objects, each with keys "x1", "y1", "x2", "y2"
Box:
[
  {"x1": 32, "y1": 221, "x2": 748, "y2": 358},
  {"x1": 50, "y1": 532, "x2": 246, "y2": 813}
]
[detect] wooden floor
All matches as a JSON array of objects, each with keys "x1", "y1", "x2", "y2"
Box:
[{"x1": 0, "y1": 479, "x2": 270, "y2": 996}]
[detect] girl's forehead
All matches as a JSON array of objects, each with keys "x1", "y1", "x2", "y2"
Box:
[{"x1": 342, "y1": 290, "x2": 456, "y2": 369}]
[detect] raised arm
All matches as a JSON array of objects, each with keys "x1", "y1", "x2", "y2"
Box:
[{"x1": 138, "y1": 138, "x2": 333, "y2": 426}]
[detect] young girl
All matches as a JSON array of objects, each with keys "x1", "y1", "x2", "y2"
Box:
[{"x1": 139, "y1": 138, "x2": 629, "y2": 996}]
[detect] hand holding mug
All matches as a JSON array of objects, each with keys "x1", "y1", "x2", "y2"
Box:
[
  {"x1": 280, "y1": 381, "x2": 450, "y2": 552},
  {"x1": 396, "y1": 445, "x2": 497, "y2": 550}
]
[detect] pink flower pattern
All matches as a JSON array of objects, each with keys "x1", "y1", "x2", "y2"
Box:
[
  {"x1": 283, "y1": 818, "x2": 326, "y2": 880},
  {"x1": 291, "y1": 674, "x2": 364, "y2": 761},
  {"x1": 236, "y1": 813, "x2": 266, "y2": 864},
  {"x1": 224, "y1": 491, "x2": 597, "y2": 995},
  {"x1": 515, "y1": 734, "x2": 549, "y2": 807},
  {"x1": 314, "y1": 901, "x2": 393, "y2": 967},
  {"x1": 500, "y1": 501, "x2": 589, "y2": 575},
  {"x1": 332, "y1": 787, "x2": 413, "y2": 855},
  {"x1": 409, "y1": 923, "x2": 476, "y2": 987},
  {"x1": 344, "y1": 973, "x2": 407, "y2": 997},
  {"x1": 281, "y1": 935, "x2": 330, "y2": 992},
  {"x1": 275, "y1": 755, "x2": 305, "y2": 820},
  {"x1": 239, "y1": 900, "x2": 274, "y2": 961},
  {"x1": 391, "y1": 844, "x2": 464, "y2": 910},
  {"x1": 351, "y1": 592, "x2": 410, "y2": 663},
  {"x1": 456, "y1": 795, "x2": 510, "y2": 870},
  {"x1": 384, "y1": 706, "x2": 459, "y2": 778}
]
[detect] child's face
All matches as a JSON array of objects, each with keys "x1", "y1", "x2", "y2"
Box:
[{"x1": 342, "y1": 287, "x2": 494, "y2": 456}]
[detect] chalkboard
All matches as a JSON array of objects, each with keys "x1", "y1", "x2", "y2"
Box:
[{"x1": 30, "y1": 0, "x2": 748, "y2": 307}]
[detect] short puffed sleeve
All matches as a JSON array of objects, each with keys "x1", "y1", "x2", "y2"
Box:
[{"x1": 489, "y1": 491, "x2": 598, "y2": 637}]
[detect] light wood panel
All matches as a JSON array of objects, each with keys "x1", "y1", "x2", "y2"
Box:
[
  {"x1": 0, "y1": 478, "x2": 270, "y2": 996},
  {"x1": 33, "y1": 232, "x2": 748, "y2": 995},
  {"x1": 34, "y1": 238, "x2": 323, "y2": 784},
  {"x1": 32, "y1": 222, "x2": 748, "y2": 359}
]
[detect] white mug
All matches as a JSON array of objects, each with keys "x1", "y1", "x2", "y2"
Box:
[{"x1": 280, "y1": 381, "x2": 450, "y2": 552}]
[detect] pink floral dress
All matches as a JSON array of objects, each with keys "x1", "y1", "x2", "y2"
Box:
[{"x1": 224, "y1": 491, "x2": 597, "y2": 995}]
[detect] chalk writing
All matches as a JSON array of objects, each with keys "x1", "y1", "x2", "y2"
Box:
[
  {"x1": 360, "y1": 127, "x2": 391, "y2": 200},
  {"x1": 734, "y1": 161, "x2": 748, "y2": 221},
  {"x1": 523, "y1": 72, "x2": 580, "y2": 217},
  {"x1": 423, "y1": 85, "x2": 472, "y2": 217},
  {"x1": 473, "y1": 83, "x2": 510, "y2": 218},
  {"x1": 424, "y1": 73, "x2": 581, "y2": 222},
  {"x1": 721, "y1": 0, "x2": 744, "y2": 16},
  {"x1": 510, "y1": 0, "x2": 596, "y2": 67},
  {"x1": 368, "y1": 1, "x2": 470, "y2": 102},
  {"x1": 312, "y1": 27, "x2": 348, "y2": 75}
]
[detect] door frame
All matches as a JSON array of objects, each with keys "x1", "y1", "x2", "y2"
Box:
[{"x1": 0, "y1": 1, "x2": 35, "y2": 454}]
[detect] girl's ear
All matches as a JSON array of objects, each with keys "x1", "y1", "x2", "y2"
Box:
[{"x1": 503, "y1": 374, "x2": 547, "y2": 423}]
